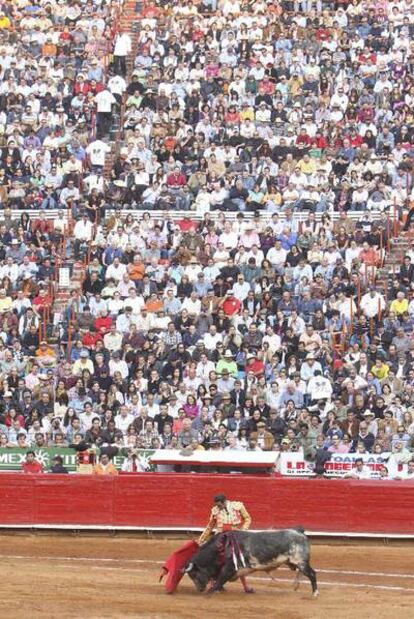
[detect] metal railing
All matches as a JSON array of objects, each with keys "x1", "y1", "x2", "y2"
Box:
[{"x1": 3, "y1": 208, "x2": 395, "y2": 222}]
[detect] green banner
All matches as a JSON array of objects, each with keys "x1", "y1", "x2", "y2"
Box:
[
  {"x1": 0, "y1": 448, "x2": 155, "y2": 472},
  {"x1": 112, "y1": 449, "x2": 156, "y2": 472}
]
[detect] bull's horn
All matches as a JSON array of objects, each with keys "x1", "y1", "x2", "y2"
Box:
[
  {"x1": 159, "y1": 567, "x2": 167, "y2": 582},
  {"x1": 183, "y1": 562, "x2": 194, "y2": 573}
]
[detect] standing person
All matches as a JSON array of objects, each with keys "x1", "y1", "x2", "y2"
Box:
[
  {"x1": 198, "y1": 494, "x2": 251, "y2": 543},
  {"x1": 93, "y1": 453, "x2": 118, "y2": 475},
  {"x1": 94, "y1": 89, "x2": 117, "y2": 139},
  {"x1": 198, "y1": 494, "x2": 254, "y2": 593},
  {"x1": 21, "y1": 451, "x2": 43, "y2": 474},
  {"x1": 121, "y1": 449, "x2": 145, "y2": 472},
  {"x1": 113, "y1": 31, "x2": 131, "y2": 76}
]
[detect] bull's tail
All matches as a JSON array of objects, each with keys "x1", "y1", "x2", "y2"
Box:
[{"x1": 293, "y1": 526, "x2": 306, "y2": 534}]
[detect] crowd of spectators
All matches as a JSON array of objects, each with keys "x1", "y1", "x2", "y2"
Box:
[
  {"x1": 0, "y1": 0, "x2": 414, "y2": 479},
  {"x1": 0, "y1": 0, "x2": 126, "y2": 212},
  {"x1": 109, "y1": 0, "x2": 414, "y2": 215}
]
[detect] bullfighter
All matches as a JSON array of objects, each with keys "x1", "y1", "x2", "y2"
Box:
[{"x1": 198, "y1": 494, "x2": 252, "y2": 544}]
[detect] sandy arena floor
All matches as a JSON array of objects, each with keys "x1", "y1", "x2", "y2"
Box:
[{"x1": 0, "y1": 534, "x2": 412, "y2": 619}]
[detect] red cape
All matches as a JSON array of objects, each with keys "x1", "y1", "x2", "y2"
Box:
[{"x1": 159, "y1": 540, "x2": 200, "y2": 593}]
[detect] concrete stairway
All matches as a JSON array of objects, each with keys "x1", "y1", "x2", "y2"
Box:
[
  {"x1": 51, "y1": 3, "x2": 143, "y2": 319},
  {"x1": 107, "y1": 0, "x2": 142, "y2": 171}
]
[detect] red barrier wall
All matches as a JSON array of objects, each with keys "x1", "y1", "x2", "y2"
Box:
[{"x1": 0, "y1": 474, "x2": 413, "y2": 535}]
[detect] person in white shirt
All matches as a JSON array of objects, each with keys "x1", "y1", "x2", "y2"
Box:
[
  {"x1": 115, "y1": 406, "x2": 135, "y2": 435},
  {"x1": 262, "y1": 326, "x2": 281, "y2": 354},
  {"x1": 1, "y1": 257, "x2": 18, "y2": 284},
  {"x1": 79, "y1": 410, "x2": 96, "y2": 432},
  {"x1": 74, "y1": 214, "x2": 93, "y2": 242},
  {"x1": 267, "y1": 240, "x2": 287, "y2": 273},
  {"x1": 395, "y1": 460, "x2": 414, "y2": 480},
  {"x1": 287, "y1": 312, "x2": 306, "y2": 337},
  {"x1": 107, "y1": 75, "x2": 127, "y2": 100},
  {"x1": 213, "y1": 242, "x2": 230, "y2": 268},
  {"x1": 60, "y1": 180, "x2": 80, "y2": 205},
  {"x1": 247, "y1": 246, "x2": 264, "y2": 266},
  {"x1": 197, "y1": 353, "x2": 215, "y2": 382},
  {"x1": 345, "y1": 458, "x2": 372, "y2": 480},
  {"x1": 108, "y1": 352, "x2": 129, "y2": 379},
  {"x1": 240, "y1": 118, "x2": 256, "y2": 139},
  {"x1": 116, "y1": 308, "x2": 135, "y2": 333},
  {"x1": 83, "y1": 173, "x2": 105, "y2": 195},
  {"x1": 337, "y1": 292, "x2": 357, "y2": 324},
  {"x1": 323, "y1": 245, "x2": 342, "y2": 265},
  {"x1": 330, "y1": 87, "x2": 349, "y2": 112},
  {"x1": 13, "y1": 291, "x2": 32, "y2": 316},
  {"x1": 352, "y1": 185, "x2": 369, "y2": 209},
  {"x1": 95, "y1": 89, "x2": 116, "y2": 138},
  {"x1": 117, "y1": 274, "x2": 134, "y2": 298},
  {"x1": 103, "y1": 324, "x2": 123, "y2": 352},
  {"x1": 345, "y1": 240, "x2": 361, "y2": 270},
  {"x1": 232, "y1": 277, "x2": 251, "y2": 302},
  {"x1": 150, "y1": 305, "x2": 168, "y2": 331},
  {"x1": 145, "y1": 394, "x2": 160, "y2": 418},
  {"x1": 360, "y1": 287, "x2": 386, "y2": 319},
  {"x1": 108, "y1": 291, "x2": 125, "y2": 316},
  {"x1": 134, "y1": 308, "x2": 154, "y2": 333},
  {"x1": 183, "y1": 369, "x2": 202, "y2": 392},
  {"x1": 175, "y1": 383, "x2": 189, "y2": 407},
  {"x1": 86, "y1": 139, "x2": 111, "y2": 169},
  {"x1": 225, "y1": 435, "x2": 245, "y2": 451},
  {"x1": 167, "y1": 397, "x2": 180, "y2": 419},
  {"x1": 121, "y1": 451, "x2": 146, "y2": 472},
  {"x1": 184, "y1": 262, "x2": 202, "y2": 283},
  {"x1": 113, "y1": 32, "x2": 132, "y2": 76},
  {"x1": 90, "y1": 295, "x2": 108, "y2": 317},
  {"x1": 307, "y1": 371, "x2": 333, "y2": 401},
  {"x1": 123, "y1": 288, "x2": 145, "y2": 315},
  {"x1": 106, "y1": 257, "x2": 127, "y2": 282},
  {"x1": 108, "y1": 228, "x2": 129, "y2": 249},
  {"x1": 182, "y1": 291, "x2": 201, "y2": 316},
  {"x1": 73, "y1": 215, "x2": 93, "y2": 258},
  {"x1": 203, "y1": 325, "x2": 223, "y2": 351}
]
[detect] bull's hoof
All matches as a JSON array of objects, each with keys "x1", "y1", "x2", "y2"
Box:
[
  {"x1": 208, "y1": 586, "x2": 226, "y2": 594},
  {"x1": 244, "y1": 587, "x2": 255, "y2": 594},
  {"x1": 313, "y1": 590, "x2": 320, "y2": 598}
]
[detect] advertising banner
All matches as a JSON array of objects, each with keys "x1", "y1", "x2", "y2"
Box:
[
  {"x1": 0, "y1": 448, "x2": 155, "y2": 473},
  {"x1": 279, "y1": 452, "x2": 315, "y2": 476},
  {"x1": 279, "y1": 452, "x2": 404, "y2": 478}
]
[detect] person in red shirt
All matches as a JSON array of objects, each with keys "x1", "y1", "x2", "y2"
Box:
[
  {"x1": 33, "y1": 289, "x2": 53, "y2": 313},
  {"x1": 21, "y1": 451, "x2": 43, "y2": 474},
  {"x1": 32, "y1": 213, "x2": 53, "y2": 236},
  {"x1": 141, "y1": 3, "x2": 161, "y2": 17},
  {"x1": 312, "y1": 133, "x2": 328, "y2": 149},
  {"x1": 347, "y1": 130, "x2": 363, "y2": 148},
  {"x1": 177, "y1": 216, "x2": 197, "y2": 233},
  {"x1": 222, "y1": 290, "x2": 241, "y2": 316},
  {"x1": 166, "y1": 167, "x2": 186, "y2": 189},
  {"x1": 94, "y1": 310, "x2": 112, "y2": 334},
  {"x1": 73, "y1": 75, "x2": 90, "y2": 96},
  {"x1": 359, "y1": 242, "x2": 379, "y2": 266},
  {"x1": 82, "y1": 330, "x2": 103, "y2": 348},
  {"x1": 245, "y1": 352, "x2": 265, "y2": 377},
  {"x1": 316, "y1": 27, "x2": 330, "y2": 41},
  {"x1": 296, "y1": 128, "x2": 312, "y2": 148}
]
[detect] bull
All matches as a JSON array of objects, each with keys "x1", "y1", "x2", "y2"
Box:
[{"x1": 184, "y1": 528, "x2": 318, "y2": 597}]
